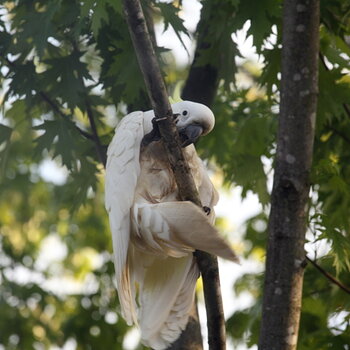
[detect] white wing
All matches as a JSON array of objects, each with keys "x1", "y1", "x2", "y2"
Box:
[
  {"x1": 133, "y1": 201, "x2": 239, "y2": 263},
  {"x1": 105, "y1": 111, "x2": 144, "y2": 324}
]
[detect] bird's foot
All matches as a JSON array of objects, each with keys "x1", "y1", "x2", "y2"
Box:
[
  {"x1": 203, "y1": 206, "x2": 211, "y2": 216},
  {"x1": 141, "y1": 113, "x2": 180, "y2": 147},
  {"x1": 141, "y1": 117, "x2": 162, "y2": 147}
]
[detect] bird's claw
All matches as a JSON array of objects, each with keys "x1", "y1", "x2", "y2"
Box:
[
  {"x1": 203, "y1": 206, "x2": 211, "y2": 216},
  {"x1": 141, "y1": 114, "x2": 180, "y2": 147},
  {"x1": 141, "y1": 117, "x2": 162, "y2": 147}
]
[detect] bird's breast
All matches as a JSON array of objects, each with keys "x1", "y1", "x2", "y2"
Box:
[
  {"x1": 135, "y1": 144, "x2": 177, "y2": 203},
  {"x1": 135, "y1": 142, "x2": 201, "y2": 204}
]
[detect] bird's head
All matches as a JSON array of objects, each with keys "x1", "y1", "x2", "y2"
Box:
[{"x1": 172, "y1": 101, "x2": 215, "y2": 147}]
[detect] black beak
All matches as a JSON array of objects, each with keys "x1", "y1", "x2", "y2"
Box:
[{"x1": 179, "y1": 124, "x2": 203, "y2": 147}]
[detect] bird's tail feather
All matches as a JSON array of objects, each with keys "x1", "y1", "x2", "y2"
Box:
[{"x1": 137, "y1": 254, "x2": 199, "y2": 350}]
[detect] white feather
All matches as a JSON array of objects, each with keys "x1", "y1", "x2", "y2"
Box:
[{"x1": 105, "y1": 111, "x2": 144, "y2": 324}]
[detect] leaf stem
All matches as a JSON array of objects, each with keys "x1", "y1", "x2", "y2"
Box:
[{"x1": 85, "y1": 102, "x2": 107, "y2": 167}]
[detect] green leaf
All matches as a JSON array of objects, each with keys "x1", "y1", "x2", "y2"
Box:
[
  {"x1": 0, "y1": 124, "x2": 12, "y2": 145},
  {"x1": 91, "y1": 0, "x2": 110, "y2": 36},
  {"x1": 155, "y1": 2, "x2": 190, "y2": 52},
  {"x1": 11, "y1": 0, "x2": 61, "y2": 57},
  {"x1": 82, "y1": 0, "x2": 122, "y2": 37},
  {"x1": 260, "y1": 47, "x2": 281, "y2": 97},
  {"x1": 64, "y1": 159, "x2": 99, "y2": 209},
  {"x1": 330, "y1": 229, "x2": 350, "y2": 274},
  {"x1": 34, "y1": 119, "x2": 79, "y2": 169},
  {"x1": 235, "y1": 116, "x2": 274, "y2": 157},
  {"x1": 0, "y1": 30, "x2": 11, "y2": 53},
  {"x1": 8, "y1": 62, "x2": 38, "y2": 99},
  {"x1": 236, "y1": 0, "x2": 281, "y2": 52},
  {"x1": 43, "y1": 52, "x2": 92, "y2": 109},
  {"x1": 104, "y1": 39, "x2": 146, "y2": 103}
]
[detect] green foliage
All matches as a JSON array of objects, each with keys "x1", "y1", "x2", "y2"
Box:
[
  {"x1": 153, "y1": 1, "x2": 189, "y2": 52},
  {"x1": 197, "y1": 87, "x2": 276, "y2": 205},
  {"x1": 194, "y1": 0, "x2": 242, "y2": 89},
  {"x1": 235, "y1": 0, "x2": 282, "y2": 52},
  {"x1": 0, "y1": 124, "x2": 12, "y2": 147},
  {"x1": 34, "y1": 119, "x2": 80, "y2": 169},
  {"x1": 1, "y1": 0, "x2": 350, "y2": 349}
]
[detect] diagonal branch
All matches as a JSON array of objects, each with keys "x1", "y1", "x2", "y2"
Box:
[
  {"x1": 122, "y1": 0, "x2": 227, "y2": 349},
  {"x1": 85, "y1": 102, "x2": 107, "y2": 167},
  {"x1": 4, "y1": 55, "x2": 108, "y2": 164},
  {"x1": 4, "y1": 56, "x2": 95, "y2": 141},
  {"x1": 306, "y1": 256, "x2": 350, "y2": 295}
]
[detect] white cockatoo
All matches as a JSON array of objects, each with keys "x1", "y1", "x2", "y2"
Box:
[{"x1": 105, "y1": 101, "x2": 238, "y2": 349}]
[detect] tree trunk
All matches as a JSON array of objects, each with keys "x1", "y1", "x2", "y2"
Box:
[{"x1": 258, "y1": 1, "x2": 320, "y2": 350}]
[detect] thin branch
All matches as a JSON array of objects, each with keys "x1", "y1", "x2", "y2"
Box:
[
  {"x1": 85, "y1": 102, "x2": 107, "y2": 167},
  {"x1": 121, "y1": 0, "x2": 226, "y2": 349},
  {"x1": 306, "y1": 256, "x2": 350, "y2": 295},
  {"x1": 4, "y1": 56, "x2": 97, "y2": 143},
  {"x1": 6, "y1": 55, "x2": 109, "y2": 166},
  {"x1": 70, "y1": 41, "x2": 107, "y2": 167}
]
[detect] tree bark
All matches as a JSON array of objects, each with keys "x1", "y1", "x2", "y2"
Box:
[
  {"x1": 121, "y1": 0, "x2": 226, "y2": 349},
  {"x1": 258, "y1": 1, "x2": 320, "y2": 350}
]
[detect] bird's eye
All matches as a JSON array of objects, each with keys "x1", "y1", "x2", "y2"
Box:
[{"x1": 182, "y1": 110, "x2": 188, "y2": 116}]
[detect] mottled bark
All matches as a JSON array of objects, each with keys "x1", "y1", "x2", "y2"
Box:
[
  {"x1": 258, "y1": 1, "x2": 320, "y2": 350},
  {"x1": 121, "y1": 0, "x2": 226, "y2": 349},
  {"x1": 194, "y1": 251, "x2": 226, "y2": 350}
]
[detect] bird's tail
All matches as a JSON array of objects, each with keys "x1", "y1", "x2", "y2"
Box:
[{"x1": 134, "y1": 252, "x2": 199, "y2": 350}]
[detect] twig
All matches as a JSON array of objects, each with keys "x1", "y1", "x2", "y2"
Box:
[
  {"x1": 306, "y1": 256, "x2": 350, "y2": 295},
  {"x1": 4, "y1": 56, "x2": 98, "y2": 144},
  {"x1": 121, "y1": 0, "x2": 226, "y2": 349},
  {"x1": 85, "y1": 102, "x2": 107, "y2": 167}
]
